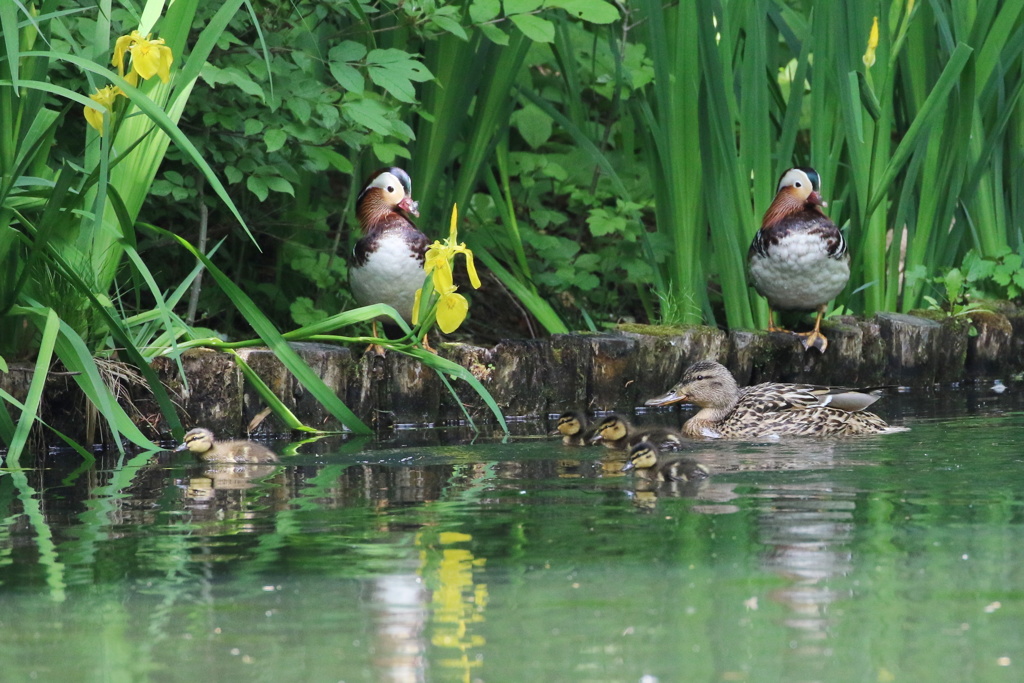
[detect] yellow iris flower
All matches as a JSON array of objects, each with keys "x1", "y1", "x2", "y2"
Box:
[
  {"x1": 862, "y1": 16, "x2": 879, "y2": 68},
  {"x1": 413, "y1": 204, "x2": 482, "y2": 334},
  {"x1": 83, "y1": 85, "x2": 124, "y2": 135},
  {"x1": 113, "y1": 30, "x2": 174, "y2": 83}
]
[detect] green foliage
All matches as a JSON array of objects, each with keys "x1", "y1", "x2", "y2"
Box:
[
  {"x1": 956, "y1": 247, "x2": 1024, "y2": 301},
  {"x1": 8, "y1": 0, "x2": 1024, "y2": 455}
]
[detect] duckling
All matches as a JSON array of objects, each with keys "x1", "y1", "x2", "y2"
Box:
[
  {"x1": 645, "y1": 360, "x2": 902, "y2": 439},
  {"x1": 349, "y1": 167, "x2": 428, "y2": 345},
  {"x1": 748, "y1": 167, "x2": 849, "y2": 352},
  {"x1": 551, "y1": 412, "x2": 593, "y2": 447},
  {"x1": 621, "y1": 441, "x2": 710, "y2": 483},
  {"x1": 173, "y1": 427, "x2": 279, "y2": 464},
  {"x1": 589, "y1": 414, "x2": 684, "y2": 452}
]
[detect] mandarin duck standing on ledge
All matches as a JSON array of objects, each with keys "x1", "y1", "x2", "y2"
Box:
[
  {"x1": 748, "y1": 167, "x2": 849, "y2": 352},
  {"x1": 349, "y1": 167, "x2": 428, "y2": 345}
]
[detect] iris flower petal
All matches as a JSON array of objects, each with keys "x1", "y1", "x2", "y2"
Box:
[{"x1": 436, "y1": 291, "x2": 469, "y2": 334}]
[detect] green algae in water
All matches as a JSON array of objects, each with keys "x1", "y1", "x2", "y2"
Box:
[{"x1": 2, "y1": 391, "x2": 1024, "y2": 682}]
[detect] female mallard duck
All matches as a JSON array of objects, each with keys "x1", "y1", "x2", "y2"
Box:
[
  {"x1": 645, "y1": 360, "x2": 901, "y2": 439},
  {"x1": 349, "y1": 167, "x2": 428, "y2": 341},
  {"x1": 621, "y1": 441, "x2": 710, "y2": 483},
  {"x1": 589, "y1": 414, "x2": 684, "y2": 452},
  {"x1": 748, "y1": 167, "x2": 849, "y2": 352},
  {"x1": 174, "y1": 427, "x2": 279, "y2": 464},
  {"x1": 552, "y1": 412, "x2": 593, "y2": 447}
]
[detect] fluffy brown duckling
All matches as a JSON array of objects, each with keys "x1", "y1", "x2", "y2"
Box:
[
  {"x1": 589, "y1": 414, "x2": 684, "y2": 452},
  {"x1": 174, "y1": 427, "x2": 279, "y2": 464},
  {"x1": 645, "y1": 360, "x2": 901, "y2": 439},
  {"x1": 621, "y1": 441, "x2": 710, "y2": 483},
  {"x1": 551, "y1": 412, "x2": 593, "y2": 447}
]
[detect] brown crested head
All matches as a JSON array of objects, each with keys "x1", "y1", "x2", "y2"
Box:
[
  {"x1": 761, "y1": 167, "x2": 824, "y2": 228},
  {"x1": 356, "y1": 167, "x2": 420, "y2": 230}
]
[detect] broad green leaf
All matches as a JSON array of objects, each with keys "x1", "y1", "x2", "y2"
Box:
[
  {"x1": 366, "y1": 49, "x2": 434, "y2": 103},
  {"x1": 470, "y1": 0, "x2": 501, "y2": 22},
  {"x1": 587, "y1": 208, "x2": 626, "y2": 237},
  {"x1": 372, "y1": 142, "x2": 410, "y2": 164},
  {"x1": 303, "y1": 146, "x2": 354, "y2": 173},
  {"x1": 286, "y1": 96, "x2": 312, "y2": 123},
  {"x1": 247, "y1": 175, "x2": 269, "y2": 201},
  {"x1": 329, "y1": 40, "x2": 367, "y2": 63},
  {"x1": 429, "y1": 10, "x2": 469, "y2": 40},
  {"x1": 549, "y1": 0, "x2": 620, "y2": 23},
  {"x1": 264, "y1": 176, "x2": 294, "y2": 196},
  {"x1": 510, "y1": 14, "x2": 555, "y2": 42},
  {"x1": 510, "y1": 103, "x2": 552, "y2": 148},
  {"x1": 264, "y1": 129, "x2": 287, "y2": 153},
  {"x1": 506, "y1": 0, "x2": 543, "y2": 13},
  {"x1": 480, "y1": 23, "x2": 510, "y2": 45},
  {"x1": 343, "y1": 97, "x2": 395, "y2": 135},
  {"x1": 329, "y1": 62, "x2": 365, "y2": 94},
  {"x1": 200, "y1": 64, "x2": 266, "y2": 100}
]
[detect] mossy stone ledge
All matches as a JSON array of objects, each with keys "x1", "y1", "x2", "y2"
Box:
[{"x1": 5, "y1": 308, "x2": 1024, "y2": 443}]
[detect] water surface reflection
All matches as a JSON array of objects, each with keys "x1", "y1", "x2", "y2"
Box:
[{"x1": 1, "y1": 386, "x2": 1023, "y2": 681}]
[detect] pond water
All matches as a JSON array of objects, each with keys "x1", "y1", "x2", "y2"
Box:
[{"x1": 2, "y1": 385, "x2": 1024, "y2": 683}]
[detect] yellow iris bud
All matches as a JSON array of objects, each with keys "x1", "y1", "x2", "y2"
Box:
[{"x1": 863, "y1": 16, "x2": 879, "y2": 68}]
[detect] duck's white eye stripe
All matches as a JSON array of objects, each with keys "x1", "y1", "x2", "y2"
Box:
[{"x1": 369, "y1": 172, "x2": 403, "y2": 194}]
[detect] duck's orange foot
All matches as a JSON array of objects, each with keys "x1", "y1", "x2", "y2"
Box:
[
  {"x1": 365, "y1": 343, "x2": 387, "y2": 358},
  {"x1": 796, "y1": 330, "x2": 829, "y2": 353}
]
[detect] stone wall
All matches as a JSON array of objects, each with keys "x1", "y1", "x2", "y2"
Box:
[{"x1": 5, "y1": 309, "x2": 1023, "y2": 442}]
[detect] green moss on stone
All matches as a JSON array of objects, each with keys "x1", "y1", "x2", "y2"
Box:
[{"x1": 615, "y1": 323, "x2": 710, "y2": 337}]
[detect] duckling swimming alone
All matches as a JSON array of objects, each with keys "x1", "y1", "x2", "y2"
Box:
[
  {"x1": 174, "y1": 427, "x2": 279, "y2": 464},
  {"x1": 589, "y1": 414, "x2": 684, "y2": 452},
  {"x1": 621, "y1": 441, "x2": 710, "y2": 483},
  {"x1": 645, "y1": 360, "x2": 901, "y2": 439}
]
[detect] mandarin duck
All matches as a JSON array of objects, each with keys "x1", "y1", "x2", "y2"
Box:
[
  {"x1": 589, "y1": 414, "x2": 684, "y2": 452},
  {"x1": 621, "y1": 441, "x2": 710, "y2": 483},
  {"x1": 174, "y1": 427, "x2": 279, "y2": 464},
  {"x1": 645, "y1": 360, "x2": 903, "y2": 439},
  {"x1": 748, "y1": 167, "x2": 849, "y2": 352},
  {"x1": 349, "y1": 167, "x2": 428, "y2": 344}
]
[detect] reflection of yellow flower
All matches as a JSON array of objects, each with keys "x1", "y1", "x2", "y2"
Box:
[
  {"x1": 863, "y1": 16, "x2": 879, "y2": 68},
  {"x1": 83, "y1": 85, "x2": 124, "y2": 135},
  {"x1": 413, "y1": 204, "x2": 482, "y2": 334},
  {"x1": 113, "y1": 30, "x2": 174, "y2": 83}
]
